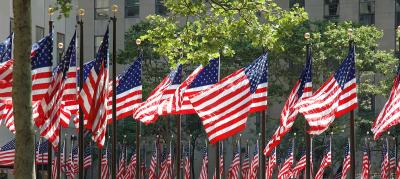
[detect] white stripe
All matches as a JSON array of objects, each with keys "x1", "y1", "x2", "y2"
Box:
[
  {"x1": 203, "y1": 96, "x2": 251, "y2": 126},
  {"x1": 208, "y1": 117, "x2": 245, "y2": 141}
]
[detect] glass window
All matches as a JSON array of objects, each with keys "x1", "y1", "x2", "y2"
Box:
[
  {"x1": 125, "y1": 0, "x2": 140, "y2": 18},
  {"x1": 155, "y1": 0, "x2": 168, "y2": 15},
  {"x1": 95, "y1": 35, "x2": 103, "y2": 56},
  {"x1": 396, "y1": 0, "x2": 400, "y2": 26},
  {"x1": 324, "y1": 0, "x2": 340, "y2": 20},
  {"x1": 10, "y1": 18, "x2": 13, "y2": 34},
  {"x1": 289, "y1": 0, "x2": 305, "y2": 8},
  {"x1": 359, "y1": 0, "x2": 375, "y2": 25},
  {"x1": 56, "y1": 33, "x2": 65, "y2": 64},
  {"x1": 35, "y1": 26, "x2": 45, "y2": 42},
  {"x1": 95, "y1": 0, "x2": 109, "y2": 20}
]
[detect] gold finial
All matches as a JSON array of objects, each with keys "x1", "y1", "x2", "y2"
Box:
[
  {"x1": 388, "y1": 131, "x2": 391, "y2": 135},
  {"x1": 330, "y1": 132, "x2": 333, "y2": 135},
  {"x1": 79, "y1": 9, "x2": 85, "y2": 17},
  {"x1": 48, "y1": 7, "x2": 55, "y2": 17},
  {"x1": 367, "y1": 131, "x2": 370, "y2": 135},
  {"x1": 123, "y1": 135, "x2": 127, "y2": 138},
  {"x1": 304, "y1": 32, "x2": 310, "y2": 40},
  {"x1": 136, "y1": 39, "x2": 142, "y2": 46},
  {"x1": 347, "y1": 28, "x2": 353, "y2": 39},
  {"x1": 111, "y1": 4, "x2": 118, "y2": 13},
  {"x1": 294, "y1": 133, "x2": 297, "y2": 136},
  {"x1": 57, "y1": 42, "x2": 64, "y2": 49}
]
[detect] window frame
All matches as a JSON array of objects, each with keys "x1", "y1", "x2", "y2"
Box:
[
  {"x1": 94, "y1": 35, "x2": 103, "y2": 56},
  {"x1": 95, "y1": 0, "x2": 110, "y2": 20},
  {"x1": 324, "y1": 0, "x2": 340, "y2": 20},
  {"x1": 125, "y1": 0, "x2": 140, "y2": 18},
  {"x1": 359, "y1": 0, "x2": 375, "y2": 25},
  {"x1": 155, "y1": 0, "x2": 168, "y2": 16},
  {"x1": 289, "y1": 0, "x2": 305, "y2": 8}
]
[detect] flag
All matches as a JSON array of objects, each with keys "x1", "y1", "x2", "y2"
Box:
[
  {"x1": 160, "y1": 146, "x2": 172, "y2": 179},
  {"x1": 267, "y1": 148, "x2": 277, "y2": 179},
  {"x1": 335, "y1": 165, "x2": 343, "y2": 179},
  {"x1": 0, "y1": 34, "x2": 12, "y2": 63},
  {"x1": 101, "y1": 146, "x2": 111, "y2": 179},
  {"x1": 133, "y1": 64, "x2": 182, "y2": 124},
  {"x1": 79, "y1": 28, "x2": 109, "y2": 148},
  {"x1": 241, "y1": 149, "x2": 250, "y2": 179},
  {"x1": 199, "y1": 145, "x2": 208, "y2": 179},
  {"x1": 116, "y1": 145, "x2": 126, "y2": 179},
  {"x1": 295, "y1": 46, "x2": 357, "y2": 135},
  {"x1": 183, "y1": 144, "x2": 190, "y2": 179},
  {"x1": 34, "y1": 32, "x2": 76, "y2": 149},
  {"x1": 106, "y1": 58, "x2": 142, "y2": 123},
  {"x1": 249, "y1": 142, "x2": 259, "y2": 179},
  {"x1": 292, "y1": 148, "x2": 306, "y2": 178},
  {"x1": 228, "y1": 142, "x2": 240, "y2": 179},
  {"x1": 126, "y1": 150, "x2": 137, "y2": 179},
  {"x1": 264, "y1": 50, "x2": 312, "y2": 156},
  {"x1": 140, "y1": 147, "x2": 146, "y2": 179},
  {"x1": 60, "y1": 140, "x2": 66, "y2": 173},
  {"x1": 278, "y1": 140, "x2": 294, "y2": 179},
  {"x1": 396, "y1": 159, "x2": 400, "y2": 179},
  {"x1": 51, "y1": 156, "x2": 57, "y2": 179},
  {"x1": 315, "y1": 137, "x2": 332, "y2": 179},
  {"x1": 189, "y1": 54, "x2": 268, "y2": 144},
  {"x1": 361, "y1": 140, "x2": 370, "y2": 179},
  {"x1": 381, "y1": 140, "x2": 389, "y2": 179},
  {"x1": 159, "y1": 58, "x2": 219, "y2": 115},
  {"x1": 0, "y1": 34, "x2": 13, "y2": 99},
  {"x1": 35, "y1": 140, "x2": 49, "y2": 165},
  {"x1": 66, "y1": 146, "x2": 78, "y2": 177},
  {"x1": 0, "y1": 138, "x2": 15, "y2": 166},
  {"x1": 84, "y1": 146, "x2": 92, "y2": 168},
  {"x1": 390, "y1": 148, "x2": 396, "y2": 171},
  {"x1": 148, "y1": 142, "x2": 157, "y2": 179},
  {"x1": 341, "y1": 141, "x2": 351, "y2": 179}
]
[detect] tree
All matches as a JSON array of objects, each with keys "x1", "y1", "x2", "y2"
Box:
[{"x1": 12, "y1": 0, "x2": 72, "y2": 178}]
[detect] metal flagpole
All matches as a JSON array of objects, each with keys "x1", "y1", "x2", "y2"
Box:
[
  {"x1": 56, "y1": 41, "x2": 64, "y2": 179},
  {"x1": 110, "y1": 4, "x2": 118, "y2": 179},
  {"x1": 304, "y1": 32, "x2": 311, "y2": 179},
  {"x1": 347, "y1": 28, "x2": 356, "y2": 179},
  {"x1": 64, "y1": 135, "x2": 68, "y2": 179},
  {"x1": 77, "y1": 8, "x2": 85, "y2": 179},
  {"x1": 176, "y1": 115, "x2": 182, "y2": 179},
  {"x1": 396, "y1": 25, "x2": 400, "y2": 170},
  {"x1": 136, "y1": 38, "x2": 142, "y2": 179},
  {"x1": 47, "y1": 7, "x2": 54, "y2": 178},
  {"x1": 215, "y1": 55, "x2": 222, "y2": 179}
]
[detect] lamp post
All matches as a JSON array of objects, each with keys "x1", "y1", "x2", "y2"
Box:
[{"x1": 77, "y1": 8, "x2": 85, "y2": 179}]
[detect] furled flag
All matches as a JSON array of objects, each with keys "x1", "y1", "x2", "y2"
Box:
[
  {"x1": 264, "y1": 50, "x2": 312, "y2": 156},
  {"x1": 148, "y1": 142, "x2": 157, "y2": 179},
  {"x1": 79, "y1": 28, "x2": 109, "y2": 148},
  {"x1": 0, "y1": 34, "x2": 12, "y2": 63},
  {"x1": 66, "y1": 146, "x2": 78, "y2": 178},
  {"x1": 35, "y1": 140, "x2": 49, "y2": 165},
  {"x1": 315, "y1": 137, "x2": 332, "y2": 179},
  {"x1": 241, "y1": 148, "x2": 250, "y2": 179},
  {"x1": 140, "y1": 146, "x2": 146, "y2": 178},
  {"x1": 292, "y1": 148, "x2": 306, "y2": 178},
  {"x1": 160, "y1": 145, "x2": 172, "y2": 179},
  {"x1": 228, "y1": 142, "x2": 240, "y2": 179},
  {"x1": 249, "y1": 142, "x2": 259, "y2": 179},
  {"x1": 189, "y1": 54, "x2": 268, "y2": 144},
  {"x1": 381, "y1": 140, "x2": 389, "y2": 179},
  {"x1": 396, "y1": 159, "x2": 400, "y2": 179},
  {"x1": 101, "y1": 145, "x2": 111, "y2": 179},
  {"x1": 372, "y1": 66, "x2": 400, "y2": 140},
  {"x1": 361, "y1": 140, "x2": 370, "y2": 179},
  {"x1": 0, "y1": 138, "x2": 15, "y2": 166},
  {"x1": 278, "y1": 140, "x2": 294, "y2": 179},
  {"x1": 341, "y1": 141, "x2": 351, "y2": 179},
  {"x1": 84, "y1": 146, "x2": 92, "y2": 168},
  {"x1": 126, "y1": 150, "x2": 137, "y2": 179},
  {"x1": 218, "y1": 142, "x2": 224, "y2": 178},
  {"x1": 267, "y1": 148, "x2": 277, "y2": 179},
  {"x1": 159, "y1": 58, "x2": 219, "y2": 115},
  {"x1": 184, "y1": 144, "x2": 191, "y2": 179},
  {"x1": 51, "y1": 157, "x2": 57, "y2": 179},
  {"x1": 133, "y1": 64, "x2": 182, "y2": 124},
  {"x1": 116, "y1": 144, "x2": 126, "y2": 179},
  {"x1": 199, "y1": 145, "x2": 208, "y2": 179},
  {"x1": 106, "y1": 57, "x2": 142, "y2": 123},
  {"x1": 390, "y1": 148, "x2": 396, "y2": 171},
  {"x1": 335, "y1": 165, "x2": 343, "y2": 179},
  {"x1": 34, "y1": 32, "x2": 76, "y2": 149},
  {"x1": 60, "y1": 140, "x2": 66, "y2": 173},
  {"x1": 295, "y1": 46, "x2": 357, "y2": 135}
]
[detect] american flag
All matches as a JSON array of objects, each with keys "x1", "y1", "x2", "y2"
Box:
[
  {"x1": 67, "y1": 146, "x2": 78, "y2": 177},
  {"x1": 116, "y1": 145, "x2": 126, "y2": 179},
  {"x1": 361, "y1": 140, "x2": 370, "y2": 179},
  {"x1": 295, "y1": 46, "x2": 357, "y2": 135},
  {"x1": 372, "y1": 66, "x2": 400, "y2": 140},
  {"x1": 315, "y1": 137, "x2": 332, "y2": 179},
  {"x1": 60, "y1": 140, "x2": 66, "y2": 173},
  {"x1": 390, "y1": 148, "x2": 396, "y2": 171},
  {"x1": 101, "y1": 146, "x2": 111, "y2": 179},
  {"x1": 51, "y1": 156, "x2": 57, "y2": 179},
  {"x1": 133, "y1": 65, "x2": 182, "y2": 124},
  {"x1": 292, "y1": 148, "x2": 306, "y2": 178},
  {"x1": 84, "y1": 146, "x2": 92, "y2": 168},
  {"x1": 199, "y1": 145, "x2": 208, "y2": 179},
  {"x1": 159, "y1": 146, "x2": 172, "y2": 179},
  {"x1": 148, "y1": 142, "x2": 157, "y2": 179},
  {"x1": 189, "y1": 54, "x2": 268, "y2": 144},
  {"x1": 381, "y1": 140, "x2": 389, "y2": 179},
  {"x1": 341, "y1": 141, "x2": 351, "y2": 179},
  {"x1": 126, "y1": 150, "x2": 137, "y2": 179},
  {"x1": 106, "y1": 57, "x2": 142, "y2": 123},
  {"x1": 278, "y1": 140, "x2": 294, "y2": 179},
  {"x1": 79, "y1": 28, "x2": 109, "y2": 148},
  {"x1": 0, "y1": 34, "x2": 12, "y2": 63},
  {"x1": 249, "y1": 142, "x2": 259, "y2": 179},
  {"x1": 396, "y1": 159, "x2": 400, "y2": 179},
  {"x1": 335, "y1": 165, "x2": 343, "y2": 179},
  {"x1": 0, "y1": 138, "x2": 15, "y2": 166},
  {"x1": 264, "y1": 50, "x2": 312, "y2": 156},
  {"x1": 35, "y1": 139, "x2": 49, "y2": 165},
  {"x1": 34, "y1": 32, "x2": 76, "y2": 149},
  {"x1": 159, "y1": 58, "x2": 219, "y2": 115},
  {"x1": 267, "y1": 148, "x2": 277, "y2": 179},
  {"x1": 184, "y1": 144, "x2": 190, "y2": 179},
  {"x1": 140, "y1": 147, "x2": 146, "y2": 178},
  {"x1": 228, "y1": 142, "x2": 240, "y2": 179},
  {"x1": 241, "y1": 149, "x2": 250, "y2": 179},
  {"x1": 219, "y1": 142, "x2": 224, "y2": 178}
]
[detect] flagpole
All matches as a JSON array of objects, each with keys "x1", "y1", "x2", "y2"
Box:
[
  {"x1": 330, "y1": 132, "x2": 333, "y2": 179},
  {"x1": 47, "y1": 7, "x2": 54, "y2": 178},
  {"x1": 216, "y1": 54, "x2": 222, "y2": 179},
  {"x1": 55, "y1": 41, "x2": 64, "y2": 179},
  {"x1": 77, "y1": 8, "x2": 85, "y2": 179},
  {"x1": 64, "y1": 135, "x2": 68, "y2": 179},
  {"x1": 396, "y1": 26, "x2": 400, "y2": 170},
  {"x1": 347, "y1": 28, "x2": 356, "y2": 179},
  {"x1": 110, "y1": 4, "x2": 118, "y2": 179},
  {"x1": 176, "y1": 115, "x2": 182, "y2": 179},
  {"x1": 304, "y1": 32, "x2": 311, "y2": 179},
  {"x1": 136, "y1": 38, "x2": 142, "y2": 179}
]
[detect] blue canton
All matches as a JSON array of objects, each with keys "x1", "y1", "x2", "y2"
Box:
[
  {"x1": 31, "y1": 34, "x2": 53, "y2": 69},
  {"x1": 0, "y1": 139, "x2": 15, "y2": 151},
  {"x1": 92, "y1": 27, "x2": 109, "y2": 74},
  {"x1": 36, "y1": 140, "x2": 49, "y2": 154},
  {"x1": 244, "y1": 53, "x2": 268, "y2": 94},
  {"x1": 0, "y1": 34, "x2": 12, "y2": 63},
  {"x1": 169, "y1": 64, "x2": 182, "y2": 85},
  {"x1": 297, "y1": 48, "x2": 313, "y2": 97},
  {"x1": 116, "y1": 57, "x2": 141, "y2": 94},
  {"x1": 334, "y1": 46, "x2": 356, "y2": 89},
  {"x1": 189, "y1": 58, "x2": 219, "y2": 88}
]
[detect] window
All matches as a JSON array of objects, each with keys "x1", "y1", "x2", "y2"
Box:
[
  {"x1": 95, "y1": 35, "x2": 103, "y2": 56},
  {"x1": 35, "y1": 26, "x2": 45, "y2": 41},
  {"x1": 359, "y1": 0, "x2": 375, "y2": 25},
  {"x1": 289, "y1": 0, "x2": 305, "y2": 8},
  {"x1": 56, "y1": 33, "x2": 65, "y2": 64},
  {"x1": 125, "y1": 0, "x2": 140, "y2": 18},
  {"x1": 9, "y1": 18, "x2": 13, "y2": 34},
  {"x1": 155, "y1": 0, "x2": 168, "y2": 15},
  {"x1": 95, "y1": 0, "x2": 109, "y2": 19},
  {"x1": 324, "y1": 0, "x2": 340, "y2": 20},
  {"x1": 396, "y1": 0, "x2": 400, "y2": 27}
]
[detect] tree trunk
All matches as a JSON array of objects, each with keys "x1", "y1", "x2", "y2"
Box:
[{"x1": 12, "y1": 0, "x2": 35, "y2": 179}]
